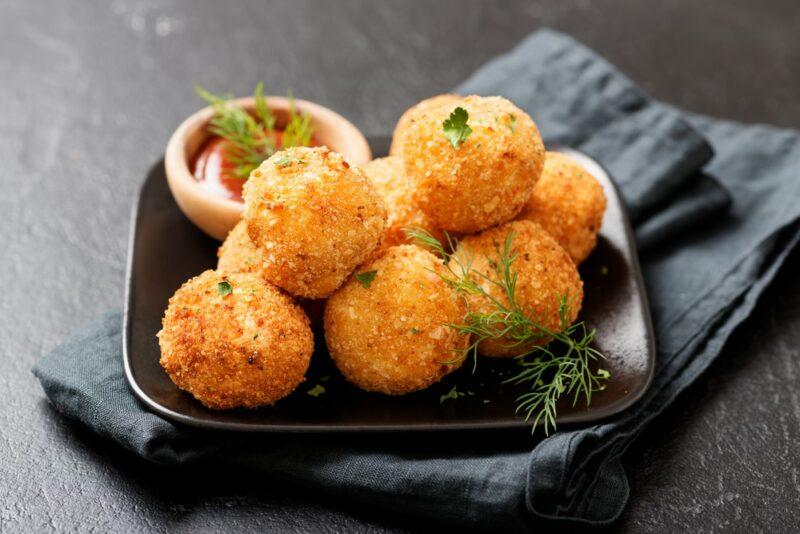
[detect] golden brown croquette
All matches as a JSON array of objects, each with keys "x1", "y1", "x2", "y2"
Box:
[
  {"x1": 324, "y1": 245, "x2": 469, "y2": 394},
  {"x1": 243, "y1": 146, "x2": 387, "y2": 299},
  {"x1": 516, "y1": 152, "x2": 606, "y2": 264},
  {"x1": 217, "y1": 219, "x2": 265, "y2": 276},
  {"x1": 217, "y1": 221, "x2": 331, "y2": 330},
  {"x1": 389, "y1": 94, "x2": 462, "y2": 157},
  {"x1": 363, "y1": 156, "x2": 444, "y2": 253},
  {"x1": 456, "y1": 220, "x2": 583, "y2": 357},
  {"x1": 401, "y1": 95, "x2": 545, "y2": 233},
  {"x1": 158, "y1": 270, "x2": 314, "y2": 409}
]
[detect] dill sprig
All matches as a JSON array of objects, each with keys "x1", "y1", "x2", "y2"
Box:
[
  {"x1": 282, "y1": 90, "x2": 314, "y2": 148},
  {"x1": 195, "y1": 82, "x2": 314, "y2": 179},
  {"x1": 406, "y1": 227, "x2": 610, "y2": 435}
]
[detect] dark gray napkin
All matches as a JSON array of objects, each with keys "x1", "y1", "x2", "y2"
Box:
[{"x1": 34, "y1": 29, "x2": 800, "y2": 530}]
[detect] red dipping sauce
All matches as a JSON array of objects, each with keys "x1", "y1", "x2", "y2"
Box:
[
  {"x1": 192, "y1": 137, "x2": 245, "y2": 201},
  {"x1": 193, "y1": 130, "x2": 314, "y2": 202}
]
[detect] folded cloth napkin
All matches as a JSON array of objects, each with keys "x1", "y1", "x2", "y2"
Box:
[{"x1": 34, "y1": 29, "x2": 800, "y2": 530}]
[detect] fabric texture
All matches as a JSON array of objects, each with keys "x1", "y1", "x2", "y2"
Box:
[{"x1": 34, "y1": 29, "x2": 800, "y2": 530}]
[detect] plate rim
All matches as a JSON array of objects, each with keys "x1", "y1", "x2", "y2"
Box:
[{"x1": 122, "y1": 140, "x2": 655, "y2": 433}]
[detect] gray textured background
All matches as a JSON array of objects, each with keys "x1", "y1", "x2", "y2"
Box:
[{"x1": 1, "y1": 0, "x2": 798, "y2": 531}]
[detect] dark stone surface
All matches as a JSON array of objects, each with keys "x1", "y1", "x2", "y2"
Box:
[{"x1": 0, "y1": 0, "x2": 797, "y2": 531}]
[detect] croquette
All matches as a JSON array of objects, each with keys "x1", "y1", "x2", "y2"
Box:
[
  {"x1": 516, "y1": 152, "x2": 606, "y2": 264},
  {"x1": 217, "y1": 220, "x2": 329, "y2": 328},
  {"x1": 158, "y1": 270, "x2": 314, "y2": 409},
  {"x1": 401, "y1": 95, "x2": 545, "y2": 233},
  {"x1": 217, "y1": 219, "x2": 265, "y2": 276},
  {"x1": 456, "y1": 220, "x2": 583, "y2": 357},
  {"x1": 363, "y1": 156, "x2": 444, "y2": 252},
  {"x1": 324, "y1": 245, "x2": 469, "y2": 394},
  {"x1": 389, "y1": 94, "x2": 462, "y2": 157},
  {"x1": 243, "y1": 146, "x2": 387, "y2": 299}
]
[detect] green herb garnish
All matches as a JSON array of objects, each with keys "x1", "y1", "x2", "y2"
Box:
[
  {"x1": 307, "y1": 384, "x2": 326, "y2": 397},
  {"x1": 439, "y1": 386, "x2": 460, "y2": 404},
  {"x1": 195, "y1": 82, "x2": 314, "y2": 179},
  {"x1": 217, "y1": 279, "x2": 233, "y2": 296},
  {"x1": 355, "y1": 270, "x2": 378, "y2": 288},
  {"x1": 509, "y1": 114, "x2": 517, "y2": 133},
  {"x1": 442, "y1": 106, "x2": 472, "y2": 149},
  {"x1": 282, "y1": 90, "x2": 314, "y2": 148},
  {"x1": 274, "y1": 154, "x2": 293, "y2": 167},
  {"x1": 406, "y1": 227, "x2": 609, "y2": 435},
  {"x1": 274, "y1": 154, "x2": 307, "y2": 168}
]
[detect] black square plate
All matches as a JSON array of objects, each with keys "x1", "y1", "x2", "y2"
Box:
[{"x1": 123, "y1": 137, "x2": 654, "y2": 432}]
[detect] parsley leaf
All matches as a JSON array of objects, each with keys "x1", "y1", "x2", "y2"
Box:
[
  {"x1": 509, "y1": 114, "x2": 517, "y2": 133},
  {"x1": 355, "y1": 270, "x2": 377, "y2": 288},
  {"x1": 439, "y1": 386, "x2": 459, "y2": 404},
  {"x1": 217, "y1": 279, "x2": 233, "y2": 296},
  {"x1": 307, "y1": 384, "x2": 326, "y2": 397},
  {"x1": 274, "y1": 154, "x2": 293, "y2": 167},
  {"x1": 442, "y1": 107, "x2": 472, "y2": 149}
]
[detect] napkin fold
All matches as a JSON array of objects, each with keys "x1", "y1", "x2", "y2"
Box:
[{"x1": 34, "y1": 29, "x2": 800, "y2": 530}]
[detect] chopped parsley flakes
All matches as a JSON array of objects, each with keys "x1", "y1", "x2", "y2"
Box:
[
  {"x1": 439, "y1": 386, "x2": 460, "y2": 404},
  {"x1": 307, "y1": 384, "x2": 326, "y2": 397},
  {"x1": 217, "y1": 279, "x2": 233, "y2": 296},
  {"x1": 355, "y1": 270, "x2": 378, "y2": 288},
  {"x1": 274, "y1": 154, "x2": 293, "y2": 167}
]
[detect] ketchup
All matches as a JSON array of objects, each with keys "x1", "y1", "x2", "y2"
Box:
[
  {"x1": 192, "y1": 137, "x2": 245, "y2": 201},
  {"x1": 193, "y1": 130, "x2": 309, "y2": 202}
]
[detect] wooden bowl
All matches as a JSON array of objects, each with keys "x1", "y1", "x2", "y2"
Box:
[{"x1": 164, "y1": 96, "x2": 372, "y2": 241}]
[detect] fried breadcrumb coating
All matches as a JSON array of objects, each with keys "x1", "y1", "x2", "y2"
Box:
[
  {"x1": 158, "y1": 270, "x2": 313, "y2": 409},
  {"x1": 402, "y1": 95, "x2": 545, "y2": 233},
  {"x1": 456, "y1": 220, "x2": 583, "y2": 357},
  {"x1": 363, "y1": 156, "x2": 444, "y2": 253},
  {"x1": 517, "y1": 152, "x2": 606, "y2": 264},
  {"x1": 324, "y1": 245, "x2": 468, "y2": 394},
  {"x1": 243, "y1": 146, "x2": 387, "y2": 298},
  {"x1": 389, "y1": 94, "x2": 462, "y2": 157},
  {"x1": 217, "y1": 219, "x2": 265, "y2": 276}
]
